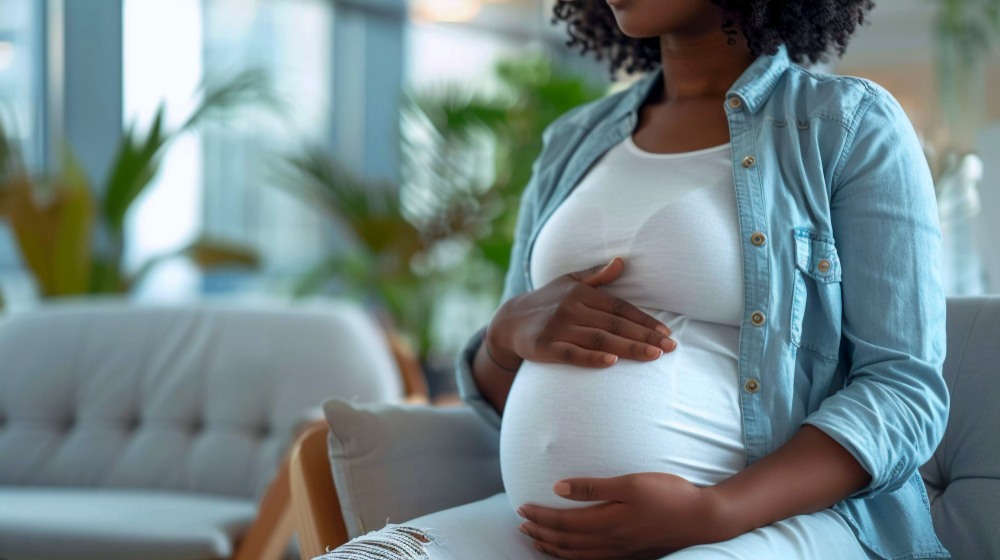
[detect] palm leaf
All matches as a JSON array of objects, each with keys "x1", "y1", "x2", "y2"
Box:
[
  {"x1": 51, "y1": 148, "x2": 95, "y2": 295},
  {"x1": 129, "y1": 237, "x2": 260, "y2": 289},
  {"x1": 276, "y1": 146, "x2": 421, "y2": 256},
  {"x1": 89, "y1": 258, "x2": 125, "y2": 294},
  {"x1": 102, "y1": 104, "x2": 168, "y2": 235},
  {"x1": 290, "y1": 252, "x2": 371, "y2": 297},
  {"x1": 410, "y1": 88, "x2": 509, "y2": 138},
  {"x1": 2, "y1": 165, "x2": 95, "y2": 297},
  {"x1": 3, "y1": 176, "x2": 55, "y2": 293},
  {"x1": 103, "y1": 68, "x2": 278, "y2": 236},
  {"x1": 182, "y1": 68, "x2": 284, "y2": 132},
  {"x1": 279, "y1": 145, "x2": 384, "y2": 219},
  {"x1": 0, "y1": 109, "x2": 21, "y2": 181}
]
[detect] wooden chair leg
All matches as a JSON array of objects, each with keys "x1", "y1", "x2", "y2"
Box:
[
  {"x1": 233, "y1": 460, "x2": 296, "y2": 560},
  {"x1": 234, "y1": 326, "x2": 428, "y2": 560},
  {"x1": 385, "y1": 329, "x2": 429, "y2": 402},
  {"x1": 289, "y1": 420, "x2": 350, "y2": 560}
]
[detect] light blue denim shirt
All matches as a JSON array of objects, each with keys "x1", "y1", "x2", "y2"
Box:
[{"x1": 454, "y1": 45, "x2": 950, "y2": 560}]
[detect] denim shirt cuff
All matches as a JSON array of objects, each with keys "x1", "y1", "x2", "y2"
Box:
[
  {"x1": 802, "y1": 409, "x2": 890, "y2": 499},
  {"x1": 454, "y1": 324, "x2": 503, "y2": 431}
]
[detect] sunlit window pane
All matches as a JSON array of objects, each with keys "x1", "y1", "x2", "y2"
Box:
[
  {"x1": 0, "y1": 0, "x2": 44, "y2": 293},
  {"x1": 202, "y1": 0, "x2": 334, "y2": 275},
  {"x1": 122, "y1": 0, "x2": 203, "y2": 293},
  {"x1": 0, "y1": 0, "x2": 44, "y2": 169}
]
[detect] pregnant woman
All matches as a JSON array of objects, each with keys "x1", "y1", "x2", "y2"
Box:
[{"x1": 320, "y1": 0, "x2": 950, "y2": 558}]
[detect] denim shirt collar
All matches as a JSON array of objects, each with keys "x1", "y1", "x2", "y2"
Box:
[{"x1": 612, "y1": 44, "x2": 792, "y2": 125}]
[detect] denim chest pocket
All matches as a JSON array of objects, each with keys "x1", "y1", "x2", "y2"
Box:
[{"x1": 790, "y1": 229, "x2": 844, "y2": 362}]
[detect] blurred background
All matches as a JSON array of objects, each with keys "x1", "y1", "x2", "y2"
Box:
[{"x1": 0, "y1": 0, "x2": 998, "y2": 400}]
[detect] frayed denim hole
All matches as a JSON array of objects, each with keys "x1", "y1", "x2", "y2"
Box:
[{"x1": 314, "y1": 524, "x2": 438, "y2": 560}]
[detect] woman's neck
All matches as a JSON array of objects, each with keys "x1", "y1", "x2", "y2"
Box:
[{"x1": 656, "y1": 32, "x2": 756, "y2": 102}]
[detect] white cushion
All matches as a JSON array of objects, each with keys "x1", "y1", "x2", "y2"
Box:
[
  {"x1": 0, "y1": 487, "x2": 256, "y2": 560},
  {"x1": 323, "y1": 399, "x2": 503, "y2": 537}
]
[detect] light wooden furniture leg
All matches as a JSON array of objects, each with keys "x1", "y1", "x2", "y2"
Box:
[
  {"x1": 289, "y1": 420, "x2": 348, "y2": 560},
  {"x1": 385, "y1": 329, "x2": 429, "y2": 402},
  {"x1": 233, "y1": 460, "x2": 297, "y2": 560},
  {"x1": 234, "y1": 325, "x2": 424, "y2": 560}
]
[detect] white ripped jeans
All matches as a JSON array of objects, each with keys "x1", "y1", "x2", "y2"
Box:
[{"x1": 315, "y1": 492, "x2": 877, "y2": 560}]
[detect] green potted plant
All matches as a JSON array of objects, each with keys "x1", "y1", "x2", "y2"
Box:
[{"x1": 0, "y1": 69, "x2": 280, "y2": 301}]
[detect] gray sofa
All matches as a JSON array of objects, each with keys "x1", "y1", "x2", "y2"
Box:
[
  {"x1": 0, "y1": 299, "x2": 406, "y2": 560},
  {"x1": 919, "y1": 296, "x2": 1000, "y2": 559},
  {"x1": 320, "y1": 296, "x2": 999, "y2": 559}
]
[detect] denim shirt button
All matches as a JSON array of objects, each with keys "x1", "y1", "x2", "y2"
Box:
[
  {"x1": 751, "y1": 311, "x2": 766, "y2": 326},
  {"x1": 728, "y1": 97, "x2": 742, "y2": 109},
  {"x1": 745, "y1": 379, "x2": 761, "y2": 393},
  {"x1": 742, "y1": 156, "x2": 756, "y2": 168},
  {"x1": 751, "y1": 232, "x2": 766, "y2": 246}
]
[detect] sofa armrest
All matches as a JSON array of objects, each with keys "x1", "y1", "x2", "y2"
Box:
[{"x1": 322, "y1": 399, "x2": 503, "y2": 539}]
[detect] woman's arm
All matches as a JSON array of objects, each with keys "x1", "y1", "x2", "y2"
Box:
[
  {"x1": 707, "y1": 425, "x2": 869, "y2": 537},
  {"x1": 470, "y1": 331, "x2": 520, "y2": 415},
  {"x1": 799, "y1": 83, "x2": 949, "y2": 499}
]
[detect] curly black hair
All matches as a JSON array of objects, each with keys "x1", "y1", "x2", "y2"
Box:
[{"x1": 551, "y1": 0, "x2": 875, "y2": 75}]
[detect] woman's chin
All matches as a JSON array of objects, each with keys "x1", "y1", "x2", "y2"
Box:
[{"x1": 608, "y1": 12, "x2": 664, "y2": 40}]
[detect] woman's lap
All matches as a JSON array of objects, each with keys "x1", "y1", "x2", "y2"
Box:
[
  {"x1": 317, "y1": 492, "x2": 874, "y2": 560},
  {"x1": 668, "y1": 507, "x2": 874, "y2": 559},
  {"x1": 411, "y1": 493, "x2": 550, "y2": 560}
]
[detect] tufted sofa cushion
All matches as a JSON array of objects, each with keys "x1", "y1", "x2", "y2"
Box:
[
  {"x1": 920, "y1": 296, "x2": 1000, "y2": 560},
  {"x1": 0, "y1": 487, "x2": 257, "y2": 560},
  {"x1": 0, "y1": 299, "x2": 405, "y2": 500}
]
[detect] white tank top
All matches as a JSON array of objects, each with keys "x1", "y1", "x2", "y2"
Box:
[{"x1": 499, "y1": 134, "x2": 747, "y2": 511}]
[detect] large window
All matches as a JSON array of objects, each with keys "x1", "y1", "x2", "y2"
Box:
[
  {"x1": 123, "y1": 0, "x2": 204, "y2": 297},
  {"x1": 122, "y1": 0, "x2": 335, "y2": 298},
  {"x1": 201, "y1": 0, "x2": 334, "y2": 276},
  {"x1": 0, "y1": 0, "x2": 45, "y2": 170},
  {"x1": 0, "y1": 0, "x2": 45, "y2": 299}
]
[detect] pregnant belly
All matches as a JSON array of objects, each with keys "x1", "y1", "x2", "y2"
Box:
[{"x1": 499, "y1": 316, "x2": 746, "y2": 511}]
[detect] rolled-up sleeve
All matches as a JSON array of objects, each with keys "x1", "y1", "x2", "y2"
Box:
[{"x1": 802, "y1": 84, "x2": 950, "y2": 499}]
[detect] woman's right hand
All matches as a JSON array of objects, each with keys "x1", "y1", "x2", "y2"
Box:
[{"x1": 485, "y1": 257, "x2": 677, "y2": 370}]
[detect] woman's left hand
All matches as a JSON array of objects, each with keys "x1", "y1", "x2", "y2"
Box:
[{"x1": 516, "y1": 472, "x2": 734, "y2": 559}]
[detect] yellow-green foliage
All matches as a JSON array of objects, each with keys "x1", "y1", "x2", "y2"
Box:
[{"x1": 0, "y1": 69, "x2": 277, "y2": 298}]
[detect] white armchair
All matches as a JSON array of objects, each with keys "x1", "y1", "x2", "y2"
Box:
[{"x1": 0, "y1": 299, "x2": 418, "y2": 560}]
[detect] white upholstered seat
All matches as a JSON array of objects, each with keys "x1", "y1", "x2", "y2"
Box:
[{"x1": 0, "y1": 299, "x2": 405, "y2": 560}]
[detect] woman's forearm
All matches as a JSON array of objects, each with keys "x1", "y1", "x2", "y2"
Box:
[
  {"x1": 471, "y1": 327, "x2": 522, "y2": 416},
  {"x1": 707, "y1": 424, "x2": 872, "y2": 539}
]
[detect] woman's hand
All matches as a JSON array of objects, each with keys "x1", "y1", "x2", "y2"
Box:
[
  {"x1": 516, "y1": 425, "x2": 874, "y2": 559},
  {"x1": 486, "y1": 257, "x2": 677, "y2": 370},
  {"x1": 516, "y1": 473, "x2": 733, "y2": 559}
]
